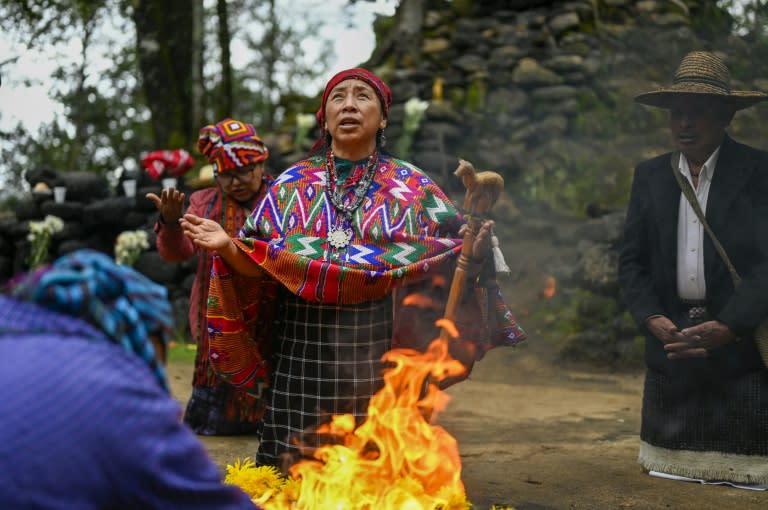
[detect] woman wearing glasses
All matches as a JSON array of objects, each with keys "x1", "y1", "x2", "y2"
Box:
[{"x1": 146, "y1": 118, "x2": 273, "y2": 436}]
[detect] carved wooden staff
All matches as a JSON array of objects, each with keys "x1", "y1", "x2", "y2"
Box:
[{"x1": 440, "y1": 158, "x2": 504, "y2": 341}]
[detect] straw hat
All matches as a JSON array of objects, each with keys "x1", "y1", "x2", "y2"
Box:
[{"x1": 635, "y1": 51, "x2": 767, "y2": 110}]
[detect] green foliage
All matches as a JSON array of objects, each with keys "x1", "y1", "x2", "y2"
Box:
[
  {"x1": 168, "y1": 341, "x2": 197, "y2": 364},
  {"x1": 1, "y1": 0, "x2": 334, "y2": 188},
  {"x1": 529, "y1": 287, "x2": 644, "y2": 367},
  {"x1": 372, "y1": 8, "x2": 398, "y2": 48},
  {"x1": 448, "y1": 86, "x2": 465, "y2": 106},
  {"x1": 465, "y1": 78, "x2": 486, "y2": 111},
  {"x1": 1, "y1": 0, "x2": 152, "y2": 181},
  {"x1": 0, "y1": 0, "x2": 111, "y2": 48},
  {"x1": 0, "y1": 194, "x2": 19, "y2": 214},
  {"x1": 228, "y1": 1, "x2": 333, "y2": 131},
  {"x1": 691, "y1": 0, "x2": 735, "y2": 39},
  {"x1": 449, "y1": 0, "x2": 474, "y2": 17},
  {"x1": 522, "y1": 147, "x2": 634, "y2": 217},
  {"x1": 572, "y1": 290, "x2": 619, "y2": 331}
]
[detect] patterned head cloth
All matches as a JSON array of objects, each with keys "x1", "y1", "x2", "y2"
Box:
[
  {"x1": 141, "y1": 149, "x2": 195, "y2": 180},
  {"x1": 311, "y1": 68, "x2": 393, "y2": 151},
  {"x1": 8, "y1": 249, "x2": 173, "y2": 390},
  {"x1": 197, "y1": 118, "x2": 269, "y2": 176}
]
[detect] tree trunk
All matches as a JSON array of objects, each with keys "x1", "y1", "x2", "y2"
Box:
[
  {"x1": 216, "y1": 0, "x2": 233, "y2": 119},
  {"x1": 190, "y1": 0, "x2": 205, "y2": 132},
  {"x1": 262, "y1": 0, "x2": 277, "y2": 131},
  {"x1": 66, "y1": 18, "x2": 95, "y2": 173},
  {"x1": 132, "y1": 0, "x2": 195, "y2": 150}
]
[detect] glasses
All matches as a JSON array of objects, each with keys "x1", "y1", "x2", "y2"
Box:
[{"x1": 215, "y1": 167, "x2": 257, "y2": 185}]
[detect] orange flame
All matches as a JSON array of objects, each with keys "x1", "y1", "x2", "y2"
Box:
[
  {"x1": 542, "y1": 275, "x2": 556, "y2": 299},
  {"x1": 402, "y1": 292, "x2": 442, "y2": 310},
  {"x1": 261, "y1": 332, "x2": 468, "y2": 509}
]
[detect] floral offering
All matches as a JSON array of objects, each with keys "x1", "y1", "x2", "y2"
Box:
[
  {"x1": 26, "y1": 215, "x2": 64, "y2": 269},
  {"x1": 114, "y1": 230, "x2": 149, "y2": 267}
]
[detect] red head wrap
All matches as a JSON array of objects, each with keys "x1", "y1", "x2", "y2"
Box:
[
  {"x1": 197, "y1": 118, "x2": 269, "y2": 175},
  {"x1": 311, "y1": 68, "x2": 392, "y2": 151}
]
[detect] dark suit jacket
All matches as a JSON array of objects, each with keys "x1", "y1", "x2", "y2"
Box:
[{"x1": 618, "y1": 135, "x2": 768, "y2": 377}]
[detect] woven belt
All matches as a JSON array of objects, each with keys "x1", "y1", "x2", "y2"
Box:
[{"x1": 680, "y1": 299, "x2": 707, "y2": 325}]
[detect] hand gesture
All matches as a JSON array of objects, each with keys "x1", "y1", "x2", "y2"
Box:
[
  {"x1": 665, "y1": 320, "x2": 737, "y2": 359},
  {"x1": 644, "y1": 315, "x2": 702, "y2": 359},
  {"x1": 179, "y1": 214, "x2": 232, "y2": 252},
  {"x1": 145, "y1": 187, "x2": 186, "y2": 224}
]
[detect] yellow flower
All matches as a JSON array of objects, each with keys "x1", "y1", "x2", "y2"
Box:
[
  {"x1": 433, "y1": 486, "x2": 472, "y2": 510},
  {"x1": 224, "y1": 458, "x2": 286, "y2": 503}
]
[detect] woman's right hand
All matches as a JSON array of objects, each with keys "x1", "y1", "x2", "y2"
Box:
[
  {"x1": 145, "y1": 187, "x2": 186, "y2": 224},
  {"x1": 180, "y1": 213, "x2": 232, "y2": 251}
]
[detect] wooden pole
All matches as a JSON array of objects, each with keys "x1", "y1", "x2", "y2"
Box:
[{"x1": 440, "y1": 159, "x2": 504, "y2": 340}]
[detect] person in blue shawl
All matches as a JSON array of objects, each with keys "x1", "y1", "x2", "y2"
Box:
[{"x1": 0, "y1": 249, "x2": 260, "y2": 510}]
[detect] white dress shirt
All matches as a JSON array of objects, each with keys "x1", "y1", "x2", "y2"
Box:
[{"x1": 676, "y1": 147, "x2": 720, "y2": 301}]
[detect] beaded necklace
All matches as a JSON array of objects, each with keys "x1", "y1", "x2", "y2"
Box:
[{"x1": 324, "y1": 147, "x2": 378, "y2": 249}]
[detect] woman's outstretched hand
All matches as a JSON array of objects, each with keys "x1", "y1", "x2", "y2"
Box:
[
  {"x1": 145, "y1": 187, "x2": 186, "y2": 224},
  {"x1": 179, "y1": 213, "x2": 232, "y2": 252}
]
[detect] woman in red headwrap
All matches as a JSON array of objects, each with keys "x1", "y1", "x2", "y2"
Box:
[
  {"x1": 181, "y1": 70, "x2": 525, "y2": 468},
  {"x1": 146, "y1": 118, "x2": 274, "y2": 435}
]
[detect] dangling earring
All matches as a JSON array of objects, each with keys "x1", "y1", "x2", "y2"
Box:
[{"x1": 377, "y1": 130, "x2": 387, "y2": 148}]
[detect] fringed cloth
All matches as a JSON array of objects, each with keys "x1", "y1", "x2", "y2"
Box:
[
  {"x1": 165, "y1": 180, "x2": 273, "y2": 434},
  {"x1": 640, "y1": 368, "x2": 768, "y2": 484}
]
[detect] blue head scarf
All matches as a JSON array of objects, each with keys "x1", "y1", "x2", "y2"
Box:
[{"x1": 8, "y1": 249, "x2": 173, "y2": 390}]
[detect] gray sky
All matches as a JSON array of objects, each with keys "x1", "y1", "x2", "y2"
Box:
[{"x1": 0, "y1": 0, "x2": 395, "y2": 133}]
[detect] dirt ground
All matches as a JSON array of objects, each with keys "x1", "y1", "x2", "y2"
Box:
[
  {"x1": 166, "y1": 206, "x2": 766, "y2": 509},
  {"x1": 167, "y1": 344, "x2": 766, "y2": 510}
]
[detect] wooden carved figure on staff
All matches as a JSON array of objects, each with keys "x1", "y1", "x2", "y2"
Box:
[
  {"x1": 433, "y1": 158, "x2": 522, "y2": 392},
  {"x1": 443, "y1": 159, "x2": 506, "y2": 331}
]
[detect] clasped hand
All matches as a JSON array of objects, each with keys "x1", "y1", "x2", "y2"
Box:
[{"x1": 646, "y1": 316, "x2": 737, "y2": 359}]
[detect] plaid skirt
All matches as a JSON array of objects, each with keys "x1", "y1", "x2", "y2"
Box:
[{"x1": 256, "y1": 294, "x2": 393, "y2": 467}]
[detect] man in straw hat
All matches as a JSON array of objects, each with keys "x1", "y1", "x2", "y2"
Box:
[{"x1": 618, "y1": 51, "x2": 768, "y2": 486}]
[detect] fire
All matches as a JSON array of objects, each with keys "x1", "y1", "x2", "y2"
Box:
[
  {"x1": 402, "y1": 292, "x2": 441, "y2": 310},
  {"x1": 541, "y1": 275, "x2": 556, "y2": 299},
  {"x1": 228, "y1": 321, "x2": 470, "y2": 509}
]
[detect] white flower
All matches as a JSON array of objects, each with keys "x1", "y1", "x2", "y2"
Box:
[
  {"x1": 403, "y1": 97, "x2": 429, "y2": 134},
  {"x1": 404, "y1": 97, "x2": 429, "y2": 118},
  {"x1": 115, "y1": 229, "x2": 149, "y2": 266},
  {"x1": 26, "y1": 215, "x2": 65, "y2": 268},
  {"x1": 396, "y1": 97, "x2": 431, "y2": 159}
]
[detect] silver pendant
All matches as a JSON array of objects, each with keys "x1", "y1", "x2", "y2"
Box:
[{"x1": 328, "y1": 225, "x2": 353, "y2": 249}]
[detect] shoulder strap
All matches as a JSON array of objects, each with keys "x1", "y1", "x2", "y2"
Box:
[{"x1": 670, "y1": 151, "x2": 742, "y2": 288}]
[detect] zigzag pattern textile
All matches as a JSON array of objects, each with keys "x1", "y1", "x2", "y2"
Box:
[{"x1": 238, "y1": 154, "x2": 464, "y2": 303}]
